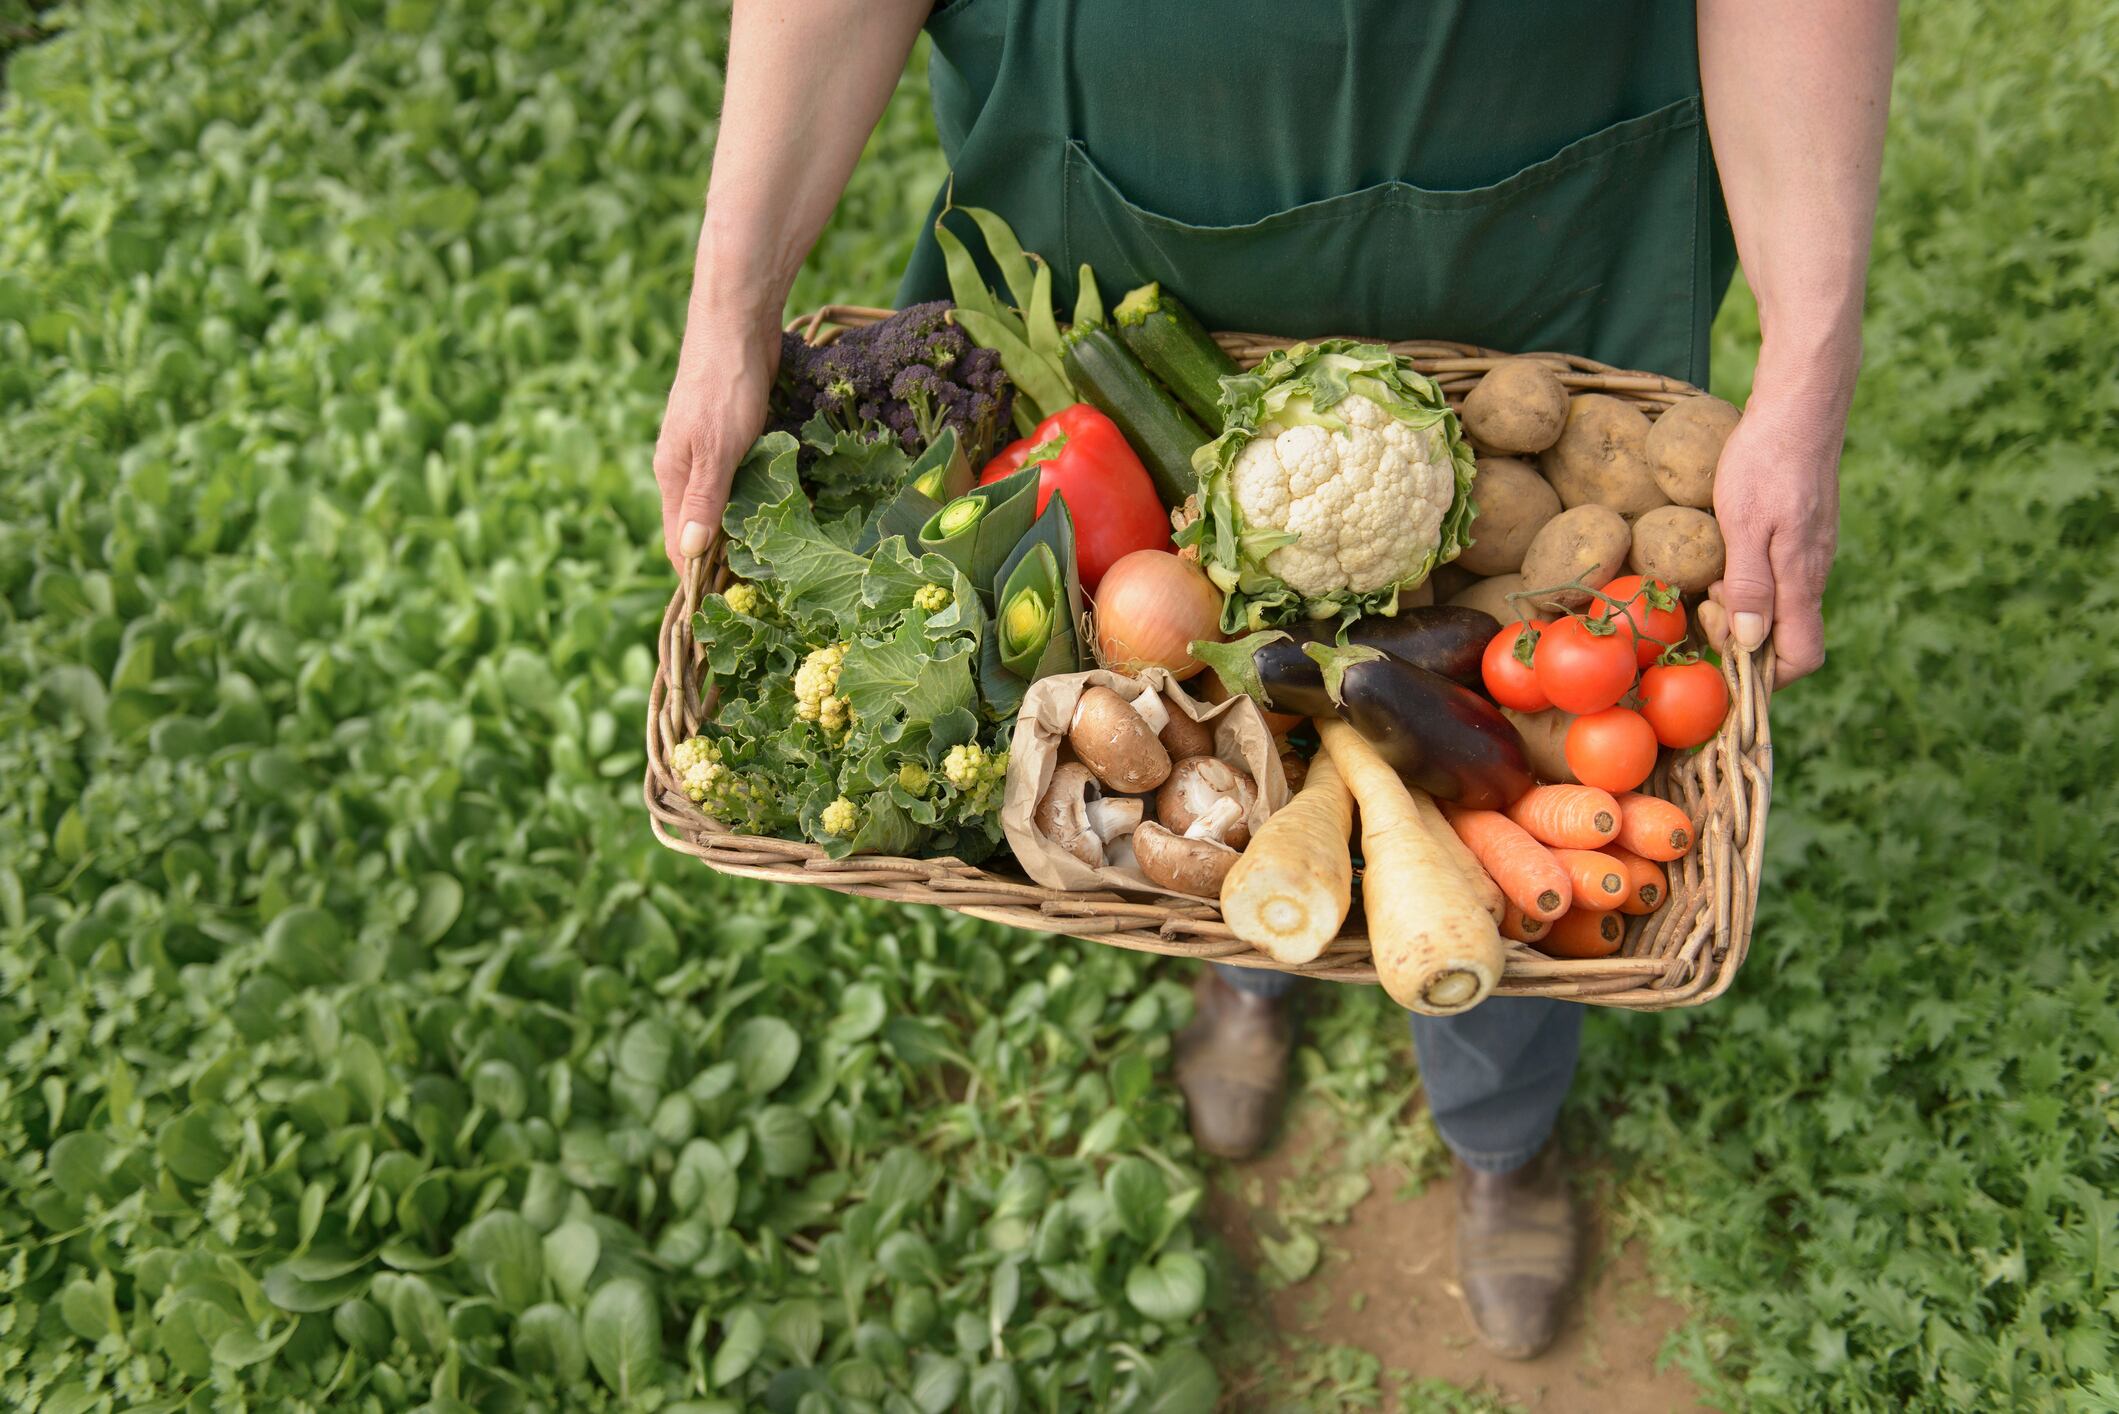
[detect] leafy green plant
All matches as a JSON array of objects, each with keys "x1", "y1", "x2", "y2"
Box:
[{"x1": 0, "y1": 4, "x2": 1218, "y2": 1409}]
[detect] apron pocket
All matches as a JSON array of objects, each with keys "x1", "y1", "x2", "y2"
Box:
[{"x1": 1060, "y1": 97, "x2": 1712, "y2": 380}]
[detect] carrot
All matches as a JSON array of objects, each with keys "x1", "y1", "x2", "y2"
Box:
[
  {"x1": 1603, "y1": 845, "x2": 1668, "y2": 916},
  {"x1": 1318, "y1": 719, "x2": 1504, "y2": 1016},
  {"x1": 1539, "y1": 908, "x2": 1625, "y2": 959},
  {"x1": 1504, "y1": 784, "x2": 1621, "y2": 849},
  {"x1": 1442, "y1": 806, "x2": 1571, "y2": 922},
  {"x1": 1501, "y1": 901, "x2": 1551, "y2": 944},
  {"x1": 1614, "y1": 792, "x2": 1693, "y2": 861},
  {"x1": 1407, "y1": 787, "x2": 1506, "y2": 925},
  {"x1": 1551, "y1": 848, "x2": 1630, "y2": 911},
  {"x1": 1219, "y1": 751, "x2": 1354, "y2": 964}
]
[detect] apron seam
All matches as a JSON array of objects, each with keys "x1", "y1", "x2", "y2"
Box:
[{"x1": 1064, "y1": 101, "x2": 1701, "y2": 236}]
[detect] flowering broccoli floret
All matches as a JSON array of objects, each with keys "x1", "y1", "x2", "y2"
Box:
[
  {"x1": 942, "y1": 742, "x2": 1009, "y2": 813},
  {"x1": 793, "y1": 643, "x2": 852, "y2": 733},
  {"x1": 820, "y1": 796, "x2": 859, "y2": 837},
  {"x1": 912, "y1": 583, "x2": 952, "y2": 613},
  {"x1": 942, "y1": 742, "x2": 989, "y2": 790},
  {"x1": 672, "y1": 736, "x2": 723, "y2": 801},
  {"x1": 670, "y1": 736, "x2": 766, "y2": 825},
  {"x1": 723, "y1": 582, "x2": 760, "y2": 616},
  {"x1": 769, "y1": 302, "x2": 1015, "y2": 464}
]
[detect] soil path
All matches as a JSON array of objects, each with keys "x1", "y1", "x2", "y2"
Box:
[{"x1": 1205, "y1": 1101, "x2": 1711, "y2": 1412}]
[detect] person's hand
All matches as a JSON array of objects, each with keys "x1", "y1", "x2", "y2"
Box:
[
  {"x1": 654, "y1": 304, "x2": 780, "y2": 572},
  {"x1": 1706, "y1": 387, "x2": 1845, "y2": 685}
]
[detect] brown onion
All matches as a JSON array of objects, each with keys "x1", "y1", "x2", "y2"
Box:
[{"x1": 1091, "y1": 550, "x2": 1225, "y2": 681}]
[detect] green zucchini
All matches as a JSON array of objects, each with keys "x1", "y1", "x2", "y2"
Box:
[
  {"x1": 1113, "y1": 281, "x2": 1240, "y2": 427},
  {"x1": 1061, "y1": 325, "x2": 1208, "y2": 508}
]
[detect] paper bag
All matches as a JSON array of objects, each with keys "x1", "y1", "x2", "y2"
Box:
[{"x1": 1001, "y1": 667, "x2": 1291, "y2": 898}]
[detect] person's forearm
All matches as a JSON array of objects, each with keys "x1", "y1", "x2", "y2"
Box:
[
  {"x1": 657, "y1": 0, "x2": 927, "y2": 564},
  {"x1": 1700, "y1": 0, "x2": 1895, "y2": 418},
  {"x1": 688, "y1": 0, "x2": 929, "y2": 336},
  {"x1": 1696, "y1": 0, "x2": 1895, "y2": 681}
]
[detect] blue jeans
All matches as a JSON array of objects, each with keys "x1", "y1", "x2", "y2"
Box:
[{"x1": 1214, "y1": 964, "x2": 1581, "y2": 1173}]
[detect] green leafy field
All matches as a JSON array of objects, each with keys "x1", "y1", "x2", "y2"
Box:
[{"x1": 2, "y1": 2, "x2": 2113, "y2": 1410}]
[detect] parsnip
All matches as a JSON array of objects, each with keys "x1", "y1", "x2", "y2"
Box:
[
  {"x1": 1317, "y1": 720, "x2": 1505, "y2": 1016},
  {"x1": 1407, "y1": 787, "x2": 1506, "y2": 925},
  {"x1": 1219, "y1": 751, "x2": 1353, "y2": 964}
]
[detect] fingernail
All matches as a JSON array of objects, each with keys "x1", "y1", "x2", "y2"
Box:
[
  {"x1": 1733, "y1": 612, "x2": 1767, "y2": 651},
  {"x1": 679, "y1": 520, "x2": 710, "y2": 558}
]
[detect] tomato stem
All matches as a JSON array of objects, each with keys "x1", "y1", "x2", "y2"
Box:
[{"x1": 1509, "y1": 577, "x2": 1689, "y2": 655}]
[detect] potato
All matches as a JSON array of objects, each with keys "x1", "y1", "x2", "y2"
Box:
[
  {"x1": 1397, "y1": 578, "x2": 1436, "y2": 609},
  {"x1": 1518, "y1": 504, "x2": 1631, "y2": 609},
  {"x1": 1646, "y1": 394, "x2": 1740, "y2": 508},
  {"x1": 1630, "y1": 506, "x2": 1726, "y2": 593},
  {"x1": 1457, "y1": 456, "x2": 1561, "y2": 576},
  {"x1": 1539, "y1": 394, "x2": 1670, "y2": 518},
  {"x1": 1446, "y1": 572, "x2": 1526, "y2": 623},
  {"x1": 1502, "y1": 707, "x2": 1578, "y2": 784},
  {"x1": 1461, "y1": 358, "x2": 1570, "y2": 454},
  {"x1": 1426, "y1": 561, "x2": 1477, "y2": 604}
]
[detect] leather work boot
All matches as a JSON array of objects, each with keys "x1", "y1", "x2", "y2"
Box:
[
  {"x1": 1453, "y1": 1145, "x2": 1580, "y2": 1359},
  {"x1": 1172, "y1": 970, "x2": 1292, "y2": 1160}
]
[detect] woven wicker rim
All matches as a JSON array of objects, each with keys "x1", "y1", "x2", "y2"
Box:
[{"x1": 645, "y1": 306, "x2": 1774, "y2": 1011}]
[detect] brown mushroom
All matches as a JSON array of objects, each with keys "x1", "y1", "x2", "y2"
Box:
[
  {"x1": 1154, "y1": 756, "x2": 1258, "y2": 850},
  {"x1": 1132, "y1": 820, "x2": 1239, "y2": 897},
  {"x1": 1068, "y1": 686, "x2": 1171, "y2": 792},
  {"x1": 1157, "y1": 694, "x2": 1216, "y2": 760},
  {"x1": 1278, "y1": 746, "x2": 1308, "y2": 794},
  {"x1": 1034, "y1": 762, "x2": 1145, "y2": 868}
]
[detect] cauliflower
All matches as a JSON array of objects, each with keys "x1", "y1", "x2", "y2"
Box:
[
  {"x1": 1185, "y1": 340, "x2": 1476, "y2": 630},
  {"x1": 793, "y1": 642, "x2": 852, "y2": 732},
  {"x1": 723, "y1": 581, "x2": 760, "y2": 616},
  {"x1": 819, "y1": 795, "x2": 859, "y2": 837},
  {"x1": 1229, "y1": 392, "x2": 1453, "y2": 597},
  {"x1": 897, "y1": 761, "x2": 932, "y2": 796},
  {"x1": 912, "y1": 582, "x2": 952, "y2": 613}
]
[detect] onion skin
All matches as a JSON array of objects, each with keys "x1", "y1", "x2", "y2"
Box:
[{"x1": 1092, "y1": 550, "x2": 1225, "y2": 681}]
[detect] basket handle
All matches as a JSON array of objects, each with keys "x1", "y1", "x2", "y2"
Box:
[{"x1": 680, "y1": 544, "x2": 713, "y2": 619}]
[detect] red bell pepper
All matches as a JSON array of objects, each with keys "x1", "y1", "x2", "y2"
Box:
[{"x1": 980, "y1": 403, "x2": 1171, "y2": 592}]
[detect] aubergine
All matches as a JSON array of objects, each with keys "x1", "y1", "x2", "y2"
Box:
[
  {"x1": 1304, "y1": 644, "x2": 1531, "y2": 809},
  {"x1": 1347, "y1": 606, "x2": 1497, "y2": 686},
  {"x1": 1187, "y1": 605, "x2": 1499, "y2": 717}
]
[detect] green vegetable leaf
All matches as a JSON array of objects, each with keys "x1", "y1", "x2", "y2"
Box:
[
  {"x1": 514, "y1": 1304, "x2": 590, "y2": 1385},
  {"x1": 1124, "y1": 1252, "x2": 1207, "y2": 1322},
  {"x1": 460, "y1": 1211, "x2": 545, "y2": 1313},
  {"x1": 543, "y1": 1220, "x2": 601, "y2": 1305},
  {"x1": 712, "y1": 1307, "x2": 765, "y2": 1388},
  {"x1": 731, "y1": 1016, "x2": 802, "y2": 1096},
  {"x1": 798, "y1": 411, "x2": 915, "y2": 522},
  {"x1": 1142, "y1": 1347, "x2": 1221, "y2": 1414},
  {"x1": 721, "y1": 434, "x2": 871, "y2": 637},
  {"x1": 583, "y1": 1279, "x2": 662, "y2": 1399}
]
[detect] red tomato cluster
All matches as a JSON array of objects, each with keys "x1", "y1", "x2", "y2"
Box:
[{"x1": 1479, "y1": 576, "x2": 1730, "y2": 793}]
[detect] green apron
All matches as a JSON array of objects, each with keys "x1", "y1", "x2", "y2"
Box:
[{"x1": 896, "y1": 1, "x2": 1736, "y2": 385}]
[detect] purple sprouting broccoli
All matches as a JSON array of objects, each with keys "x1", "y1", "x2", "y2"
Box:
[{"x1": 769, "y1": 301, "x2": 1015, "y2": 465}]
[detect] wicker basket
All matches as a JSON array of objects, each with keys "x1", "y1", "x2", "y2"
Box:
[{"x1": 645, "y1": 306, "x2": 1773, "y2": 1010}]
